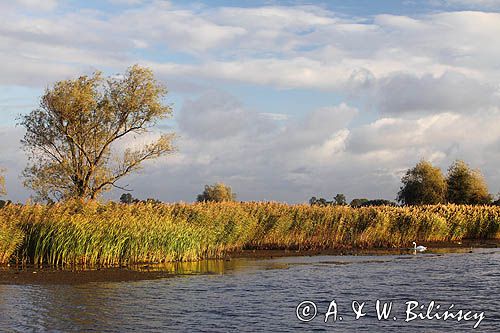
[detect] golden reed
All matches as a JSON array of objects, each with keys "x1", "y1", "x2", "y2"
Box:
[{"x1": 0, "y1": 200, "x2": 498, "y2": 266}]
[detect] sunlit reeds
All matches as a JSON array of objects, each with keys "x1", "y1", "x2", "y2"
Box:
[{"x1": 0, "y1": 201, "x2": 498, "y2": 266}]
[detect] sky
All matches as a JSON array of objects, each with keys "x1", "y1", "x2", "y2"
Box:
[{"x1": 1, "y1": 0, "x2": 500, "y2": 203}]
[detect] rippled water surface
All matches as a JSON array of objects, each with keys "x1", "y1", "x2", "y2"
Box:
[{"x1": 1, "y1": 248, "x2": 499, "y2": 332}]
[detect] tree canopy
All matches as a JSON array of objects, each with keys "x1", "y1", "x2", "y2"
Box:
[
  {"x1": 20, "y1": 65, "x2": 175, "y2": 202},
  {"x1": 333, "y1": 193, "x2": 347, "y2": 205},
  {"x1": 309, "y1": 194, "x2": 347, "y2": 206},
  {"x1": 397, "y1": 160, "x2": 447, "y2": 205},
  {"x1": 350, "y1": 198, "x2": 369, "y2": 207},
  {"x1": 120, "y1": 193, "x2": 136, "y2": 204},
  {"x1": 446, "y1": 160, "x2": 491, "y2": 204},
  {"x1": 197, "y1": 183, "x2": 236, "y2": 202}
]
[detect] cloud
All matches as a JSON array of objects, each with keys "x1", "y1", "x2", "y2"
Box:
[
  {"x1": 259, "y1": 113, "x2": 288, "y2": 121},
  {"x1": 4, "y1": 91, "x2": 500, "y2": 203},
  {"x1": 116, "y1": 96, "x2": 362, "y2": 202},
  {"x1": 346, "y1": 109, "x2": 500, "y2": 165},
  {"x1": 150, "y1": 93, "x2": 499, "y2": 203},
  {"x1": 1, "y1": 2, "x2": 500, "y2": 202},
  {"x1": 112, "y1": 3, "x2": 247, "y2": 53},
  {"x1": 362, "y1": 71, "x2": 499, "y2": 114},
  {"x1": 431, "y1": 0, "x2": 500, "y2": 9},
  {"x1": 177, "y1": 91, "x2": 276, "y2": 140},
  {"x1": 3, "y1": 3, "x2": 500, "y2": 91},
  {"x1": 15, "y1": 0, "x2": 58, "y2": 11},
  {"x1": 276, "y1": 104, "x2": 356, "y2": 151}
]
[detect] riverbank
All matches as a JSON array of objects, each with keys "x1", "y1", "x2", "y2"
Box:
[
  {"x1": 0, "y1": 267, "x2": 175, "y2": 285},
  {"x1": 1, "y1": 201, "x2": 499, "y2": 267},
  {"x1": 230, "y1": 238, "x2": 499, "y2": 258},
  {"x1": 1, "y1": 240, "x2": 498, "y2": 285}
]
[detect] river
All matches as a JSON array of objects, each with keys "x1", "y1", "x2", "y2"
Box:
[{"x1": 0, "y1": 248, "x2": 499, "y2": 332}]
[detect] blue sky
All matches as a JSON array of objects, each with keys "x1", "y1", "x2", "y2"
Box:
[{"x1": 1, "y1": 0, "x2": 500, "y2": 203}]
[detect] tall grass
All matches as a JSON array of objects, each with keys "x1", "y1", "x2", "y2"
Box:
[{"x1": 0, "y1": 201, "x2": 499, "y2": 266}]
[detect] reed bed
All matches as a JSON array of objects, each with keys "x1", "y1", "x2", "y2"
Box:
[{"x1": 0, "y1": 201, "x2": 498, "y2": 266}]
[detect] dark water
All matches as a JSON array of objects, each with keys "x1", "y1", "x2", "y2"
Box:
[{"x1": 0, "y1": 248, "x2": 499, "y2": 332}]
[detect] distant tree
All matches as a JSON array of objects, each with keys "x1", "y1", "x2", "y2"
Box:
[
  {"x1": 360, "y1": 199, "x2": 397, "y2": 207},
  {"x1": 0, "y1": 168, "x2": 6, "y2": 197},
  {"x1": 144, "y1": 198, "x2": 162, "y2": 204},
  {"x1": 446, "y1": 160, "x2": 492, "y2": 204},
  {"x1": 19, "y1": 65, "x2": 175, "y2": 202},
  {"x1": 197, "y1": 182, "x2": 236, "y2": 202},
  {"x1": 397, "y1": 160, "x2": 447, "y2": 205},
  {"x1": 120, "y1": 193, "x2": 135, "y2": 204},
  {"x1": 333, "y1": 193, "x2": 347, "y2": 205},
  {"x1": 310, "y1": 195, "x2": 347, "y2": 206},
  {"x1": 317, "y1": 198, "x2": 329, "y2": 206},
  {"x1": 120, "y1": 193, "x2": 161, "y2": 204},
  {"x1": 309, "y1": 197, "x2": 330, "y2": 206},
  {"x1": 350, "y1": 198, "x2": 369, "y2": 207},
  {"x1": 493, "y1": 194, "x2": 500, "y2": 206}
]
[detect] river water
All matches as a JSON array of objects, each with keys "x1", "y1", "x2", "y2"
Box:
[{"x1": 0, "y1": 248, "x2": 499, "y2": 332}]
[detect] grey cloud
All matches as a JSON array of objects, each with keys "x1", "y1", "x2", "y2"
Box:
[
  {"x1": 4, "y1": 98, "x2": 500, "y2": 204},
  {"x1": 346, "y1": 110, "x2": 500, "y2": 182},
  {"x1": 177, "y1": 91, "x2": 276, "y2": 140},
  {"x1": 101, "y1": 94, "x2": 360, "y2": 203},
  {"x1": 3, "y1": 3, "x2": 500, "y2": 93},
  {"x1": 276, "y1": 104, "x2": 356, "y2": 151},
  {"x1": 1, "y1": 3, "x2": 500, "y2": 202},
  {"x1": 120, "y1": 98, "x2": 360, "y2": 203},
  {"x1": 367, "y1": 71, "x2": 497, "y2": 114}
]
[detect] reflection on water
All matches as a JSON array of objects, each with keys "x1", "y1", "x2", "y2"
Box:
[
  {"x1": 131, "y1": 258, "x2": 291, "y2": 275},
  {"x1": 0, "y1": 248, "x2": 499, "y2": 332}
]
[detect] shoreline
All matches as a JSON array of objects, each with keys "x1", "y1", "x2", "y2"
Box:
[
  {"x1": 1, "y1": 239, "x2": 498, "y2": 285},
  {"x1": 231, "y1": 239, "x2": 499, "y2": 258}
]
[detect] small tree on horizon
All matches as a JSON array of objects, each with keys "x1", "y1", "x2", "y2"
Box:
[
  {"x1": 446, "y1": 160, "x2": 492, "y2": 204},
  {"x1": 360, "y1": 199, "x2": 397, "y2": 207},
  {"x1": 19, "y1": 65, "x2": 175, "y2": 202},
  {"x1": 309, "y1": 197, "x2": 330, "y2": 206},
  {"x1": 350, "y1": 198, "x2": 369, "y2": 207},
  {"x1": 197, "y1": 182, "x2": 236, "y2": 202},
  {"x1": 333, "y1": 193, "x2": 347, "y2": 205},
  {"x1": 397, "y1": 160, "x2": 447, "y2": 205},
  {"x1": 120, "y1": 193, "x2": 135, "y2": 204},
  {"x1": 119, "y1": 192, "x2": 161, "y2": 204}
]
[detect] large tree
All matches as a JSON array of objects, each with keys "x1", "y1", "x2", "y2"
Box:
[
  {"x1": 20, "y1": 65, "x2": 175, "y2": 201},
  {"x1": 397, "y1": 160, "x2": 447, "y2": 205},
  {"x1": 197, "y1": 183, "x2": 236, "y2": 202},
  {"x1": 446, "y1": 160, "x2": 491, "y2": 204}
]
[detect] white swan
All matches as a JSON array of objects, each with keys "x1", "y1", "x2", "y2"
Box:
[{"x1": 413, "y1": 241, "x2": 427, "y2": 252}]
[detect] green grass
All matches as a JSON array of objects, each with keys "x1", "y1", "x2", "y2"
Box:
[{"x1": 0, "y1": 201, "x2": 499, "y2": 266}]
